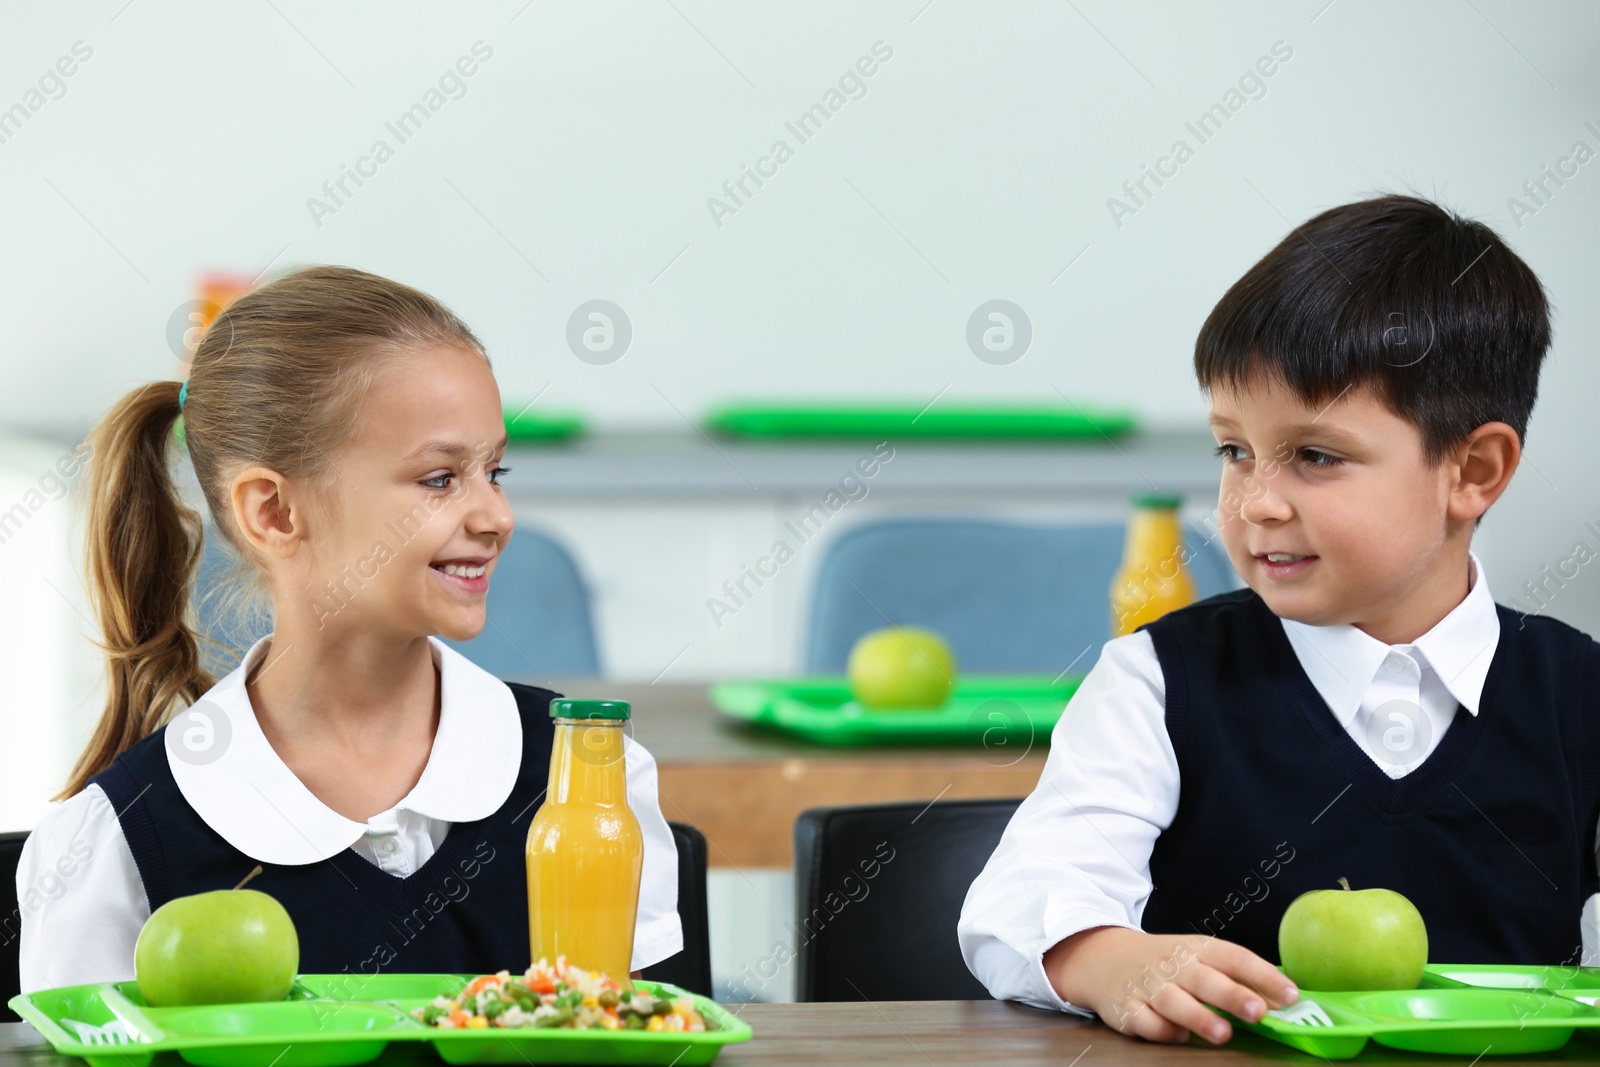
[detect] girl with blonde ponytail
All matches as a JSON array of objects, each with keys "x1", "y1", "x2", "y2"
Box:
[{"x1": 17, "y1": 266, "x2": 680, "y2": 992}]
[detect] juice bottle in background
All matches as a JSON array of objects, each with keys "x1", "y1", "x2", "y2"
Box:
[
  {"x1": 1110, "y1": 492, "x2": 1196, "y2": 636},
  {"x1": 525, "y1": 699, "x2": 643, "y2": 984}
]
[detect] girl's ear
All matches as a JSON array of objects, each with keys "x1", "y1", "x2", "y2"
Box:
[{"x1": 230, "y1": 466, "x2": 306, "y2": 559}]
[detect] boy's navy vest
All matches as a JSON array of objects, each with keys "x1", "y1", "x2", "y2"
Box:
[
  {"x1": 90, "y1": 682, "x2": 559, "y2": 978},
  {"x1": 1138, "y1": 588, "x2": 1600, "y2": 967}
]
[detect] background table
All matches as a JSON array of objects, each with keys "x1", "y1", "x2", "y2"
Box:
[
  {"x1": 9, "y1": 1004, "x2": 1600, "y2": 1066},
  {"x1": 531, "y1": 682, "x2": 1048, "y2": 869}
]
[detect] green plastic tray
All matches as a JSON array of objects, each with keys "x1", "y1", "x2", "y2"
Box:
[
  {"x1": 503, "y1": 408, "x2": 585, "y2": 442},
  {"x1": 1220, "y1": 963, "x2": 1600, "y2": 1058},
  {"x1": 709, "y1": 674, "x2": 1081, "y2": 746},
  {"x1": 9, "y1": 974, "x2": 750, "y2": 1067},
  {"x1": 703, "y1": 402, "x2": 1138, "y2": 440},
  {"x1": 1425, "y1": 963, "x2": 1600, "y2": 1000}
]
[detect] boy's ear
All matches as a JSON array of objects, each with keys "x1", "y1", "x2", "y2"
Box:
[
  {"x1": 230, "y1": 466, "x2": 307, "y2": 560},
  {"x1": 1447, "y1": 422, "x2": 1520, "y2": 524}
]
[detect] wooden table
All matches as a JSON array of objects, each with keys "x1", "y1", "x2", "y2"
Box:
[
  {"x1": 8, "y1": 1004, "x2": 1600, "y2": 1066},
  {"x1": 527, "y1": 682, "x2": 1049, "y2": 869}
]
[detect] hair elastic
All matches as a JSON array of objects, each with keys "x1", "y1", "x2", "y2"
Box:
[{"x1": 178, "y1": 379, "x2": 189, "y2": 411}]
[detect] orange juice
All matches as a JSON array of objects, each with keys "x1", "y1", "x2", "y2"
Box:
[
  {"x1": 1110, "y1": 493, "x2": 1197, "y2": 636},
  {"x1": 524, "y1": 699, "x2": 643, "y2": 983}
]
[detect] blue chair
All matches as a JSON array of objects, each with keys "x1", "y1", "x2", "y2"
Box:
[
  {"x1": 192, "y1": 526, "x2": 600, "y2": 679},
  {"x1": 803, "y1": 517, "x2": 1238, "y2": 675},
  {"x1": 192, "y1": 533, "x2": 272, "y2": 675},
  {"x1": 441, "y1": 527, "x2": 601, "y2": 679}
]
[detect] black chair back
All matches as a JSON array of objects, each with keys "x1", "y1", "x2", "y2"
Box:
[
  {"x1": 639, "y1": 821, "x2": 712, "y2": 996},
  {"x1": 794, "y1": 798, "x2": 1021, "y2": 1002},
  {"x1": 1, "y1": 830, "x2": 27, "y2": 1021}
]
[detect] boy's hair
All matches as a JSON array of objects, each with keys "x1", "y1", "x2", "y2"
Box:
[
  {"x1": 61, "y1": 265, "x2": 486, "y2": 800},
  {"x1": 1193, "y1": 193, "x2": 1552, "y2": 467}
]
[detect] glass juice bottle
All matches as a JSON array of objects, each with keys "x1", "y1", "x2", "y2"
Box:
[
  {"x1": 1110, "y1": 492, "x2": 1197, "y2": 636},
  {"x1": 525, "y1": 699, "x2": 643, "y2": 983}
]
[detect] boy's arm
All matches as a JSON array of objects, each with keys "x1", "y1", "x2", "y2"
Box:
[
  {"x1": 957, "y1": 631, "x2": 1296, "y2": 1043},
  {"x1": 957, "y1": 630, "x2": 1178, "y2": 1013}
]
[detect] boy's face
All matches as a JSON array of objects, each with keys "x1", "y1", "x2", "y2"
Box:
[{"x1": 1208, "y1": 374, "x2": 1467, "y2": 639}]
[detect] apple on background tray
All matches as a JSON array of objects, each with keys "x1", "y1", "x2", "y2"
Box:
[
  {"x1": 847, "y1": 626, "x2": 958, "y2": 710},
  {"x1": 1278, "y1": 876, "x2": 1428, "y2": 991},
  {"x1": 135, "y1": 865, "x2": 300, "y2": 1007}
]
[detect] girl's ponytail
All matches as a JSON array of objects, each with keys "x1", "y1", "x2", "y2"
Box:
[{"x1": 59, "y1": 379, "x2": 216, "y2": 799}]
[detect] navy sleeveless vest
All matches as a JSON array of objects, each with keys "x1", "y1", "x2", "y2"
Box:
[
  {"x1": 90, "y1": 682, "x2": 560, "y2": 978},
  {"x1": 1137, "y1": 588, "x2": 1600, "y2": 967}
]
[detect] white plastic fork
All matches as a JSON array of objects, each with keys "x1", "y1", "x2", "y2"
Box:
[
  {"x1": 1264, "y1": 999, "x2": 1335, "y2": 1027},
  {"x1": 63, "y1": 1018, "x2": 133, "y2": 1046}
]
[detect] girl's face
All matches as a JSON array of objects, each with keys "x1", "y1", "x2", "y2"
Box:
[{"x1": 308, "y1": 344, "x2": 514, "y2": 643}]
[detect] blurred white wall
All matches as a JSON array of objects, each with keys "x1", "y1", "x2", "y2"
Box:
[
  {"x1": 2, "y1": 4, "x2": 1595, "y2": 430},
  {"x1": 0, "y1": 434, "x2": 100, "y2": 830}
]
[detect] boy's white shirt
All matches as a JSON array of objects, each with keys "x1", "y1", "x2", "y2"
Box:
[
  {"x1": 17, "y1": 634, "x2": 682, "y2": 994},
  {"x1": 958, "y1": 550, "x2": 1507, "y2": 1015}
]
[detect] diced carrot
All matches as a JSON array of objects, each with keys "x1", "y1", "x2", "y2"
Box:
[{"x1": 446, "y1": 1011, "x2": 469, "y2": 1028}]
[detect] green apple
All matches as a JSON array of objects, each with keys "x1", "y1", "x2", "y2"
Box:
[
  {"x1": 847, "y1": 626, "x2": 958, "y2": 709},
  {"x1": 1279, "y1": 877, "x2": 1428, "y2": 991},
  {"x1": 135, "y1": 866, "x2": 299, "y2": 1006}
]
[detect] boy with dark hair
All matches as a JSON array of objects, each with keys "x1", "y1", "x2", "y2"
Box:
[{"x1": 959, "y1": 194, "x2": 1599, "y2": 1044}]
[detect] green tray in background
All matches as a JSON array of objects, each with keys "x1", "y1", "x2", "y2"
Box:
[
  {"x1": 709, "y1": 674, "x2": 1081, "y2": 746},
  {"x1": 9, "y1": 974, "x2": 750, "y2": 1067},
  {"x1": 503, "y1": 408, "x2": 585, "y2": 442},
  {"x1": 703, "y1": 402, "x2": 1138, "y2": 440},
  {"x1": 1219, "y1": 963, "x2": 1600, "y2": 1058}
]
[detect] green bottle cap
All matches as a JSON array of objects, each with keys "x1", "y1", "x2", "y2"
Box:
[
  {"x1": 550, "y1": 699, "x2": 631, "y2": 721},
  {"x1": 1131, "y1": 492, "x2": 1183, "y2": 509}
]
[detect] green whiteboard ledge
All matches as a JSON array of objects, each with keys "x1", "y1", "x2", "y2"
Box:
[
  {"x1": 176, "y1": 409, "x2": 587, "y2": 446},
  {"x1": 502, "y1": 408, "x2": 586, "y2": 442},
  {"x1": 704, "y1": 401, "x2": 1139, "y2": 440}
]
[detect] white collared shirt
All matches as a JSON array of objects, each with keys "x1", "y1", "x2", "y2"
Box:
[
  {"x1": 959, "y1": 551, "x2": 1508, "y2": 1014},
  {"x1": 17, "y1": 635, "x2": 683, "y2": 993}
]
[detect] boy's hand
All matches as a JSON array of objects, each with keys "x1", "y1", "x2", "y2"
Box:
[{"x1": 1043, "y1": 926, "x2": 1298, "y2": 1044}]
